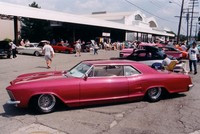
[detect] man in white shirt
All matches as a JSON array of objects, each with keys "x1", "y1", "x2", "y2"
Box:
[
  {"x1": 10, "y1": 42, "x2": 17, "y2": 58},
  {"x1": 75, "y1": 40, "x2": 81, "y2": 57},
  {"x1": 42, "y1": 41, "x2": 54, "y2": 69},
  {"x1": 188, "y1": 42, "x2": 199, "y2": 75}
]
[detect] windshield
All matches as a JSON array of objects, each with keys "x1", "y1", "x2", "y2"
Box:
[
  {"x1": 66, "y1": 62, "x2": 92, "y2": 78},
  {"x1": 63, "y1": 43, "x2": 69, "y2": 47}
]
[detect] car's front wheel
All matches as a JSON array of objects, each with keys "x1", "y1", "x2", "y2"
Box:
[
  {"x1": 35, "y1": 94, "x2": 56, "y2": 113},
  {"x1": 147, "y1": 87, "x2": 162, "y2": 102}
]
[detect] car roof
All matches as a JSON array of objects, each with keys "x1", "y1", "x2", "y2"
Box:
[
  {"x1": 83, "y1": 59, "x2": 139, "y2": 65},
  {"x1": 82, "y1": 59, "x2": 158, "y2": 74}
]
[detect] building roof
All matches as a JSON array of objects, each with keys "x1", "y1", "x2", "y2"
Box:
[{"x1": 0, "y1": 2, "x2": 174, "y2": 37}]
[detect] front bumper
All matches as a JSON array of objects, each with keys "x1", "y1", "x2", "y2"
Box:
[
  {"x1": 7, "y1": 100, "x2": 20, "y2": 106},
  {"x1": 188, "y1": 84, "x2": 194, "y2": 91}
]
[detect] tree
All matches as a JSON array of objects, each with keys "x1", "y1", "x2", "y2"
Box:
[
  {"x1": 179, "y1": 34, "x2": 187, "y2": 42},
  {"x1": 20, "y1": 2, "x2": 53, "y2": 42}
]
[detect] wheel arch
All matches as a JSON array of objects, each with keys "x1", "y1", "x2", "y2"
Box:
[
  {"x1": 34, "y1": 51, "x2": 40, "y2": 56},
  {"x1": 144, "y1": 85, "x2": 169, "y2": 95},
  {"x1": 28, "y1": 92, "x2": 66, "y2": 107}
]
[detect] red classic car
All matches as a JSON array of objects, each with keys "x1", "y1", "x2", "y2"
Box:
[
  {"x1": 159, "y1": 46, "x2": 182, "y2": 60},
  {"x1": 119, "y1": 48, "x2": 134, "y2": 57},
  {"x1": 51, "y1": 43, "x2": 74, "y2": 54},
  {"x1": 6, "y1": 60, "x2": 193, "y2": 113}
]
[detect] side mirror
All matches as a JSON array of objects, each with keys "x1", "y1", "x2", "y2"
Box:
[{"x1": 83, "y1": 74, "x2": 88, "y2": 81}]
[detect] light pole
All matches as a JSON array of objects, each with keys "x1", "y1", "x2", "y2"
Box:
[{"x1": 169, "y1": 0, "x2": 184, "y2": 44}]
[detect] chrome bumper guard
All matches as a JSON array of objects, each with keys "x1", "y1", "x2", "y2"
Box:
[
  {"x1": 7, "y1": 100, "x2": 20, "y2": 105},
  {"x1": 188, "y1": 84, "x2": 194, "y2": 91}
]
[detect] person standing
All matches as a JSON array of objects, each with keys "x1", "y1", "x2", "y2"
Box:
[
  {"x1": 42, "y1": 41, "x2": 54, "y2": 69},
  {"x1": 75, "y1": 40, "x2": 81, "y2": 57},
  {"x1": 94, "y1": 42, "x2": 99, "y2": 55},
  {"x1": 188, "y1": 42, "x2": 199, "y2": 75},
  {"x1": 10, "y1": 42, "x2": 17, "y2": 58}
]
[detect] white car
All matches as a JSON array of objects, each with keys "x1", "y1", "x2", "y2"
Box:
[{"x1": 17, "y1": 43, "x2": 43, "y2": 56}]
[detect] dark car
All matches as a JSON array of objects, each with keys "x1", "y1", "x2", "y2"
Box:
[
  {"x1": 122, "y1": 46, "x2": 176, "y2": 66},
  {"x1": 0, "y1": 41, "x2": 11, "y2": 58},
  {"x1": 81, "y1": 42, "x2": 91, "y2": 52}
]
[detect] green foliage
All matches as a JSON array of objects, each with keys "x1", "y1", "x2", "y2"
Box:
[
  {"x1": 20, "y1": 2, "x2": 53, "y2": 42},
  {"x1": 3, "y1": 38, "x2": 12, "y2": 42},
  {"x1": 179, "y1": 34, "x2": 187, "y2": 42}
]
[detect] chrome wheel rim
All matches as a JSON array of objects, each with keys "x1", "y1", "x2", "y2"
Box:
[
  {"x1": 148, "y1": 87, "x2": 162, "y2": 100},
  {"x1": 35, "y1": 51, "x2": 39, "y2": 56},
  {"x1": 38, "y1": 94, "x2": 56, "y2": 112}
]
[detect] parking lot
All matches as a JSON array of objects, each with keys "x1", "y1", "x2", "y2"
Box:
[{"x1": 0, "y1": 50, "x2": 200, "y2": 134}]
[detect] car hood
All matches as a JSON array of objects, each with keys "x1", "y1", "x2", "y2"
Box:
[{"x1": 10, "y1": 71, "x2": 64, "y2": 85}]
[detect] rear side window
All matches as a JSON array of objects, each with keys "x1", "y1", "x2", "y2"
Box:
[
  {"x1": 124, "y1": 66, "x2": 140, "y2": 76},
  {"x1": 90, "y1": 65, "x2": 124, "y2": 77}
]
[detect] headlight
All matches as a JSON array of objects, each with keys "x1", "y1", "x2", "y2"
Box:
[{"x1": 7, "y1": 90, "x2": 16, "y2": 101}]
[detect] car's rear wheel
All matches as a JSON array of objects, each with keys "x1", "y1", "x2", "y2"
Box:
[
  {"x1": 36, "y1": 94, "x2": 56, "y2": 113},
  {"x1": 147, "y1": 87, "x2": 162, "y2": 102},
  {"x1": 34, "y1": 51, "x2": 40, "y2": 57}
]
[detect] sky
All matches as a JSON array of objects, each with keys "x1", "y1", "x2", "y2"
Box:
[{"x1": 0, "y1": 0, "x2": 199, "y2": 36}]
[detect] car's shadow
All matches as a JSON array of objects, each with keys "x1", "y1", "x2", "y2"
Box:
[{"x1": 1, "y1": 93, "x2": 186, "y2": 117}]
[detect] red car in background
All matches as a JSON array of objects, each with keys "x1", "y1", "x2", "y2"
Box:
[
  {"x1": 159, "y1": 46, "x2": 182, "y2": 60},
  {"x1": 6, "y1": 60, "x2": 193, "y2": 113},
  {"x1": 175, "y1": 46, "x2": 188, "y2": 59},
  {"x1": 119, "y1": 48, "x2": 134, "y2": 57},
  {"x1": 51, "y1": 43, "x2": 74, "y2": 54}
]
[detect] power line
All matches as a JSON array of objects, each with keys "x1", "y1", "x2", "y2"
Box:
[
  {"x1": 150, "y1": 0, "x2": 164, "y2": 9},
  {"x1": 124, "y1": 0, "x2": 178, "y2": 23}
]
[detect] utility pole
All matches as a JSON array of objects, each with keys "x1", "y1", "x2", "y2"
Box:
[
  {"x1": 177, "y1": 0, "x2": 184, "y2": 44},
  {"x1": 186, "y1": 8, "x2": 190, "y2": 46},
  {"x1": 189, "y1": 0, "x2": 199, "y2": 40},
  {"x1": 195, "y1": 23, "x2": 198, "y2": 40}
]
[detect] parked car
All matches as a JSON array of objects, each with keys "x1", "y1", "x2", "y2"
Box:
[
  {"x1": 158, "y1": 46, "x2": 182, "y2": 60},
  {"x1": 126, "y1": 49, "x2": 175, "y2": 66},
  {"x1": 17, "y1": 43, "x2": 43, "y2": 56},
  {"x1": 0, "y1": 41, "x2": 11, "y2": 58},
  {"x1": 118, "y1": 46, "x2": 176, "y2": 66},
  {"x1": 81, "y1": 42, "x2": 91, "y2": 52},
  {"x1": 119, "y1": 48, "x2": 134, "y2": 57},
  {"x1": 51, "y1": 43, "x2": 74, "y2": 54},
  {"x1": 175, "y1": 46, "x2": 188, "y2": 59},
  {"x1": 6, "y1": 60, "x2": 193, "y2": 113}
]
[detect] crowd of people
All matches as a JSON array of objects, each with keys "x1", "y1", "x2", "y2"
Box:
[{"x1": 5, "y1": 38, "x2": 199, "y2": 73}]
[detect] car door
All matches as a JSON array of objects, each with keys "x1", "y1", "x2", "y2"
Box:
[
  {"x1": 123, "y1": 65, "x2": 144, "y2": 97},
  {"x1": 28, "y1": 44, "x2": 37, "y2": 54},
  {"x1": 128, "y1": 51, "x2": 147, "y2": 61},
  {"x1": 57, "y1": 44, "x2": 64, "y2": 51},
  {"x1": 80, "y1": 65, "x2": 129, "y2": 103}
]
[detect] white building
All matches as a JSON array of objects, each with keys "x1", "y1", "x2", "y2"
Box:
[
  {"x1": 0, "y1": 2, "x2": 174, "y2": 43},
  {"x1": 86, "y1": 11, "x2": 172, "y2": 42}
]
